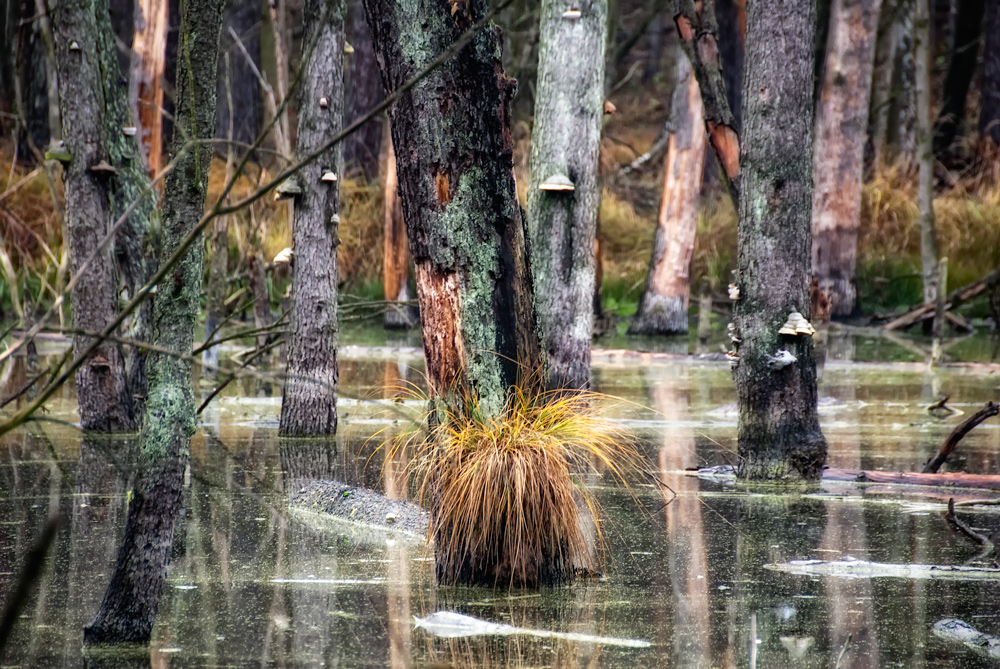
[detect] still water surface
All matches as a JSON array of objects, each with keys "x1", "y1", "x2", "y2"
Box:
[{"x1": 2, "y1": 328, "x2": 1000, "y2": 667}]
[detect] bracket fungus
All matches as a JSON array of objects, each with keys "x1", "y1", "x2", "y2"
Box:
[
  {"x1": 319, "y1": 97, "x2": 329, "y2": 108},
  {"x1": 726, "y1": 350, "x2": 740, "y2": 368},
  {"x1": 538, "y1": 173, "x2": 575, "y2": 192},
  {"x1": 89, "y1": 160, "x2": 117, "y2": 175},
  {"x1": 321, "y1": 170, "x2": 338, "y2": 183},
  {"x1": 766, "y1": 349, "x2": 797, "y2": 370},
  {"x1": 728, "y1": 283, "x2": 740, "y2": 301},
  {"x1": 778, "y1": 311, "x2": 815, "y2": 336},
  {"x1": 274, "y1": 176, "x2": 304, "y2": 200},
  {"x1": 121, "y1": 126, "x2": 138, "y2": 137},
  {"x1": 727, "y1": 322, "x2": 741, "y2": 344},
  {"x1": 69, "y1": 41, "x2": 81, "y2": 51},
  {"x1": 273, "y1": 247, "x2": 293, "y2": 264},
  {"x1": 44, "y1": 140, "x2": 72, "y2": 163},
  {"x1": 562, "y1": 8, "x2": 582, "y2": 19}
]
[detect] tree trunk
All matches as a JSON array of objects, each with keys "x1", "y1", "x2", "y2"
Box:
[
  {"x1": 343, "y1": 0, "x2": 383, "y2": 180},
  {"x1": 734, "y1": 0, "x2": 828, "y2": 480},
  {"x1": 915, "y1": 0, "x2": 939, "y2": 306},
  {"x1": 932, "y1": 0, "x2": 986, "y2": 155},
  {"x1": 885, "y1": 0, "x2": 917, "y2": 163},
  {"x1": 216, "y1": 0, "x2": 263, "y2": 148},
  {"x1": 979, "y1": 1, "x2": 1000, "y2": 147},
  {"x1": 279, "y1": 0, "x2": 344, "y2": 437},
  {"x1": 363, "y1": 0, "x2": 543, "y2": 417},
  {"x1": 52, "y1": 0, "x2": 155, "y2": 432},
  {"x1": 83, "y1": 0, "x2": 225, "y2": 644},
  {"x1": 526, "y1": 0, "x2": 606, "y2": 389},
  {"x1": 382, "y1": 132, "x2": 418, "y2": 330},
  {"x1": 15, "y1": 0, "x2": 52, "y2": 153},
  {"x1": 811, "y1": 0, "x2": 882, "y2": 318},
  {"x1": 629, "y1": 49, "x2": 707, "y2": 336},
  {"x1": 867, "y1": 0, "x2": 899, "y2": 168},
  {"x1": 130, "y1": 0, "x2": 168, "y2": 175},
  {"x1": 247, "y1": 251, "x2": 273, "y2": 350}
]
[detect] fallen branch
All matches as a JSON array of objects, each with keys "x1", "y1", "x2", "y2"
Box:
[
  {"x1": 883, "y1": 267, "x2": 1000, "y2": 331},
  {"x1": 767, "y1": 558, "x2": 1000, "y2": 580},
  {"x1": 933, "y1": 618, "x2": 1000, "y2": 659},
  {"x1": 945, "y1": 497, "x2": 995, "y2": 563},
  {"x1": 923, "y1": 401, "x2": 999, "y2": 473}
]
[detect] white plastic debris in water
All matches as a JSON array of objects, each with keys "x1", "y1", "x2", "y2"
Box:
[{"x1": 413, "y1": 611, "x2": 651, "y2": 648}]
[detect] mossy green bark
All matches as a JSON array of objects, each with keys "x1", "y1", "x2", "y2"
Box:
[
  {"x1": 84, "y1": 0, "x2": 226, "y2": 644},
  {"x1": 363, "y1": 0, "x2": 543, "y2": 419}
]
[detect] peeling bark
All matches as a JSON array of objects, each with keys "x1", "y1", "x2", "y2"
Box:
[
  {"x1": 130, "y1": 0, "x2": 168, "y2": 175},
  {"x1": 363, "y1": 0, "x2": 543, "y2": 417},
  {"x1": 83, "y1": 0, "x2": 225, "y2": 644},
  {"x1": 734, "y1": 0, "x2": 827, "y2": 481},
  {"x1": 52, "y1": 0, "x2": 155, "y2": 432},
  {"x1": 811, "y1": 0, "x2": 881, "y2": 318},
  {"x1": 279, "y1": 0, "x2": 344, "y2": 437},
  {"x1": 526, "y1": 0, "x2": 606, "y2": 389},
  {"x1": 383, "y1": 133, "x2": 418, "y2": 330},
  {"x1": 630, "y1": 48, "x2": 707, "y2": 336}
]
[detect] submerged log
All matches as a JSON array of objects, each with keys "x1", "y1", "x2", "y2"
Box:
[
  {"x1": 767, "y1": 558, "x2": 1000, "y2": 580},
  {"x1": 824, "y1": 468, "x2": 1000, "y2": 491},
  {"x1": 883, "y1": 267, "x2": 1000, "y2": 330},
  {"x1": 933, "y1": 618, "x2": 1000, "y2": 659}
]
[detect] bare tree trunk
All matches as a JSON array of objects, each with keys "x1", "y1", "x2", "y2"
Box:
[
  {"x1": 14, "y1": 0, "x2": 52, "y2": 153},
  {"x1": 526, "y1": 0, "x2": 606, "y2": 389},
  {"x1": 84, "y1": 0, "x2": 225, "y2": 644},
  {"x1": 279, "y1": 0, "x2": 344, "y2": 437},
  {"x1": 886, "y1": 0, "x2": 917, "y2": 162},
  {"x1": 979, "y1": 1, "x2": 1000, "y2": 147},
  {"x1": 247, "y1": 252, "x2": 273, "y2": 349},
  {"x1": 811, "y1": 0, "x2": 882, "y2": 318},
  {"x1": 932, "y1": 0, "x2": 986, "y2": 155},
  {"x1": 363, "y1": 0, "x2": 544, "y2": 418},
  {"x1": 382, "y1": 133, "x2": 417, "y2": 330},
  {"x1": 52, "y1": 0, "x2": 155, "y2": 432},
  {"x1": 915, "y1": 0, "x2": 939, "y2": 306},
  {"x1": 734, "y1": 0, "x2": 828, "y2": 480},
  {"x1": 867, "y1": 0, "x2": 901, "y2": 168},
  {"x1": 630, "y1": 48, "x2": 707, "y2": 336},
  {"x1": 130, "y1": 0, "x2": 168, "y2": 175},
  {"x1": 343, "y1": 0, "x2": 383, "y2": 180}
]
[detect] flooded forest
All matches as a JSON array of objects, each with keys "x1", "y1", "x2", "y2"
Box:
[{"x1": 1, "y1": 0, "x2": 1000, "y2": 666}]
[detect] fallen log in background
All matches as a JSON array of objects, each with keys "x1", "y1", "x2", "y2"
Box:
[
  {"x1": 824, "y1": 468, "x2": 1000, "y2": 491},
  {"x1": 923, "y1": 402, "x2": 999, "y2": 473}
]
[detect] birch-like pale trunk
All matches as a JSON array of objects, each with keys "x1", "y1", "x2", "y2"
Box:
[
  {"x1": 383, "y1": 133, "x2": 417, "y2": 330},
  {"x1": 526, "y1": 0, "x2": 606, "y2": 389},
  {"x1": 630, "y1": 48, "x2": 707, "y2": 336},
  {"x1": 811, "y1": 0, "x2": 882, "y2": 318},
  {"x1": 915, "y1": 0, "x2": 939, "y2": 306},
  {"x1": 279, "y1": 0, "x2": 345, "y2": 437}
]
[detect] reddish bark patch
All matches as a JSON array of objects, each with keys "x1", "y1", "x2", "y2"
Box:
[
  {"x1": 414, "y1": 262, "x2": 464, "y2": 397},
  {"x1": 435, "y1": 171, "x2": 451, "y2": 209},
  {"x1": 707, "y1": 122, "x2": 741, "y2": 179},
  {"x1": 675, "y1": 14, "x2": 694, "y2": 43}
]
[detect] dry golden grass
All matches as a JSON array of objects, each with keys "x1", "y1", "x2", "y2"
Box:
[{"x1": 385, "y1": 382, "x2": 647, "y2": 588}]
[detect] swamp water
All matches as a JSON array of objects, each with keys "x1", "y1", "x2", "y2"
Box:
[{"x1": 2, "y1": 327, "x2": 1000, "y2": 667}]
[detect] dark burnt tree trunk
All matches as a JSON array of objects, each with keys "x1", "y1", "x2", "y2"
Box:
[
  {"x1": 630, "y1": 48, "x2": 707, "y2": 336},
  {"x1": 932, "y1": 0, "x2": 985, "y2": 155},
  {"x1": 216, "y1": 0, "x2": 263, "y2": 148},
  {"x1": 526, "y1": 0, "x2": 606, "y2": 389},
  {"x1": 702, "y1": 0, "x2": 743, "y2": 189},
  {"x1": 279, "y1": 0, "x2": 344, "y2": 437},
  {"x1": 383, "y1": 133, "x2": 418, "y2": 330},
  {"x1": 52, "y1": 0, "x2": 156, "y2": 432},
  {"x1": 343, "y1": 0, "x2": 383, "y2": 180},
  {"x1": 363, "y1": 0, "x2": 544, "y2": 418},
  {"x1": 83, "y1": 0, "x2": 225, "y2": 644},
  {"x1": 0, "y1": 2, "x2": 17, "y2": 131},
  {"x1": 734, "y1": 0, "x2": 828, "y2": 480},
  {"x1": 811, "y1": 0, "x2": 881, "y2": 318},
  {"x1": 979, "y1": 0, "x2": 1000, "y2": 147},
  {"x1": 13, "y1": 0, "x2": 52, "y2": 153}
]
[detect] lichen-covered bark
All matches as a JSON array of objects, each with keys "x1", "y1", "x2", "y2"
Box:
[
  {"x1": 630, "y1": 49, "x2": 706, "y2": 336},
  {"x1": 811, "y1": 0, "x2": 881, "y2": 318},
  {"x1": 383, "y1": 133, "x2": 418, "y2": 329},
  {"x1": 363, "y1": 0, "x2": 543, "y2": 417},
  {"x1": 279, "y1": 0, "x2": 344, "y2": 437},
  {"x1": 83, "y1": 0, "x2": 225, "y2": 644},
  {"x1": 52, "y1": 0, "x2": 155, "y2": 432},
  {"x1": 525, "y1": 0, "x2": 605, "y2": 390},
  {"x1": 979, "y1": 1, "x2": 1000, "y2": 146},
  {"x1": 734, "y1": 0, "x2": 827, "y2": 481}
]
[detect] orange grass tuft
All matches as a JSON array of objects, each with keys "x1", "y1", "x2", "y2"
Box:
[{"x1": 386, "y1": 383, "x2": 647, "y2": 588}]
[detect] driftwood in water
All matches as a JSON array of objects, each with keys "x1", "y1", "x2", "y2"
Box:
[
  {"x1": 883, "y1": 267, "x2": 1000, "y2": 330},
  {"x1": 767, "y1": 558, "x2": 1000, "y2": 580},
  {"x1": 824, "y1": 468, "x2": 1000, "y2": 491},
  {"x1": 933, "y1": 618, "x2": 1000, "y2": 659},
  {"x1": 923, "y1": 401, "x2": 999, "y2": 473}
]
